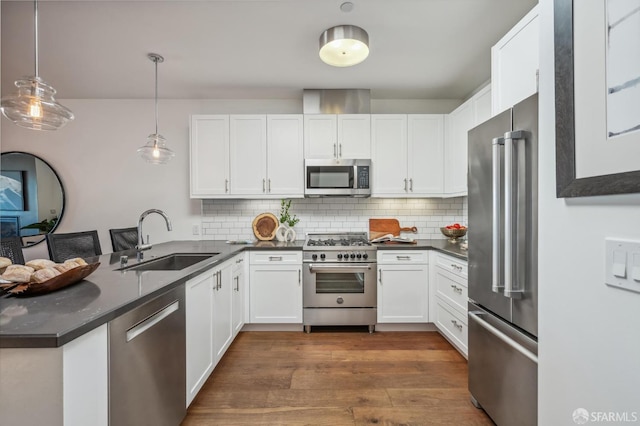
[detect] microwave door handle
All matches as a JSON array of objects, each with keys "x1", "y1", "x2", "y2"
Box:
[
  {"x1": 492, "y1": 137, "x2": 504, "y2": 294},
  {"x1": 504, "y1": 130, "x2": 528, "y2": 299}
]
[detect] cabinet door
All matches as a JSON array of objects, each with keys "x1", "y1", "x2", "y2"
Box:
[
  {"x1": 377, "y1": 264, "x2": 428, "y2": 323},
  {"x1": 230, "y1": 115, "x2": 267, "y2": 196},
  {"x1": 304, "y1": 115, "x2": 337, "y2": 159},
  {"x1": 408, "y1": 114, "x2": 444, "y2": 195},
  {"x1": 338, "y1": 114, "x2": 371, "y2": 159},
  {"x1": 213, "y1": 263, "x2": 233, "y2": 365},
  {"x1": 185, "y1": 270, "x2": 215, "y2": 406},
  {"x1": 267, "y1": 115, "x2": 304, "y2": 196},
  {"x1": 249, "y1": 265, "x2": 302, "y2": 323},
  {"x1": 371, "y1": 115, "x2": 408, "y2": 196},
  {"x1": 473, "y1": 85, "x2": 493, "y2": 124},
  {"x1": 444, "y1": 99, "x2": 474, "y2": 195},
  {"x1": 232, "y1": 256, "x2": 245, "y2": 336},
  {"x1": 491, "y1": 6, "x2": 539, "y2": 115},
  {"x1": 190, "y1": 115, "x2": 229, "y2": 197}
]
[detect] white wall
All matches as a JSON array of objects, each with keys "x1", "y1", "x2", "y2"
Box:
[
  {"x1": 538, "y1": 0, "x2": 640, "y2": 423},
  {"x1": 1, "y1": 97, "x2": 460, "y2": 260}
]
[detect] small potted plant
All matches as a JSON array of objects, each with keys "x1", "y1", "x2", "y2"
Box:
[
  {"x1": 21, "y1": 217, "x2": 58, "y2": 234},
  {"x1": 276, "y1": 199, "x2": 299, "y2": 242}
]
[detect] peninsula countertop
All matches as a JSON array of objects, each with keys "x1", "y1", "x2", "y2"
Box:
[{"x1": 0, "y1": 238, "x2": 466, "y2": 348}]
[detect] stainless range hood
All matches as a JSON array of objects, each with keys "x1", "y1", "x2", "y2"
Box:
[{"x1": 303, "y1": 89, "x2": 370, "y2": 114}]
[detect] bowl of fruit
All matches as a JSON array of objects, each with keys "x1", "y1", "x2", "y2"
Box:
[{"x1": 440, "y1": 223, "x2": 467, "y2": 242}]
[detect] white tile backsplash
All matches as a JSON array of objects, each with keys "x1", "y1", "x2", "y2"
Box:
[{"x1": 201, "y1": 197, "x2": 468, "y2": 241}]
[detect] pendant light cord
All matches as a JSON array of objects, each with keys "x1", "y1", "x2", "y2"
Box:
[
  {"x1": 154, "y1": 57, "x2": 159, "y2": 135},
  {"x1": 34, "y1": 0, "x2": 39, "y2": 77}
]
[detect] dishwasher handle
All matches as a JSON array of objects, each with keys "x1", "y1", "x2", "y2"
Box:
[{"x1": 126, "y1": 300, "x2": 180, "y2": 342}]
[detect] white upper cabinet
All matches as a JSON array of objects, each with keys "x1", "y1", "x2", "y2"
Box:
[
  {"x1": 266, "y1": 115, "x2": 304, "y2": 196},
  {"x1": 491, "y1": 5, "x2": 539, "y2": 115},
  {"x1": 190, "y1": 115, "x2": 230, "y2": 197},
  {"x1": 190, "y1": 114, "x2": 304, "y2": 198},
  {"x1": 444, "y1": 85, "x2": 492, "y2": 196},
  {"x1": 304, "y1": 114, "x2": 371, "y2": 159},
  {"x1": 372, "y1": 114, "x2": 444, "y2": 197},
  {"x1": 230, "y1": 115, "x2": 267, "y2": 196}
]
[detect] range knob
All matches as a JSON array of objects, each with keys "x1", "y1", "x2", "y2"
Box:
[
  {"x1": 363, "y1": 253, "x2": 368, "y2": 260},
  {"x1": 312, "y1": 254, "x2": 318, "y2": 260},
  {"x1": 320, "y1": 253, "x2": 326, "y2": 260},
  {"x1": 350, "y1": 253, "x2": 356, "y2": 259},
  {"x1": 337, "y1": 253, "x2": 343, "y2": 260},
  {"x1": 356, "y1": 253, "x2": 362, "y2": 259}
]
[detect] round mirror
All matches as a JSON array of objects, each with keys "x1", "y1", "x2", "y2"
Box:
[{"x1": 0, "y1": 151, "x2": 65, "y2": 247}]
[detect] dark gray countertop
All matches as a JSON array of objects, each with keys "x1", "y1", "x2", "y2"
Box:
[{"x1": 0, "y1": 238, "x2": 463, "y2": 348}]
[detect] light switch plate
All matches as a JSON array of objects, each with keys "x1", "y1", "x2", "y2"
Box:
[{"x1": 605, "y1": 239, "x2": 640, "y2": 294}]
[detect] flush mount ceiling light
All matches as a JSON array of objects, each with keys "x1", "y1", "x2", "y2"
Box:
[
  {"x1": 319, "y1": 25, "x2": 369, "y2": 67},
  {"x1": 0, "y1": 0, "x2": 74, "y2": 131},
  {"x1": 137, "y1": 53, "x2": 175, "y2": 165}
]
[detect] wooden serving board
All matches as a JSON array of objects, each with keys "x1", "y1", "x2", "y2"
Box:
[{"x1": 369, "y1": 219, "x2": 417, "y2": 240}]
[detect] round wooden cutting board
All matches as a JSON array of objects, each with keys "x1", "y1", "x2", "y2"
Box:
[{"x1": 252, "y1": 213, "x2": 279, "y2": 241}]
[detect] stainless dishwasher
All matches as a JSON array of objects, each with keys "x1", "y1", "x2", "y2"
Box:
[{"x1": 109, "y1": 285, "x2": 186, "y2": 426}]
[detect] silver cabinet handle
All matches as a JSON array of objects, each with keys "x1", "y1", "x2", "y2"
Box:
[
  {"x1": 217, "y1": 270, "x2": 222, "y2": 290},
  {"x1": 450, "y1": 319, "x2": 463, "y2": 331},
  {"x1": 404, "y1": 178, "x2": 408, "y2": 192},
  {"x1": 409, "y1": 178, "x2": 413, "y2": 192},
  {"x1": 268, "y1": 256, "x2": 283, "y2": 261},
  {"x1": 268, "y1": 179, "x2": 271, "y2": 192},
  {"x1": 469, "y1": 311, "x2": 538, "y2": 364},
  {"x1": 378, "y1": 268, "x2": 382, "y2": 284},
  {"x1": 339, "y1": 144, "x2": 342, "y2": 158},
  {"x1": 396, "y1": 255, "x2": 411, "y2": 260},
  {"x1": 234, "y1": 275, "x2": 239, "y2": 291},
  {"x1": 225, "y1": 179, "x2": 229, "y2": 193},
  {"x1": 492, "y1": 137, "x2": 503, "y2": 294},
  {"x1": 235, "y1": 258, "x2": 244, "y2": 264},
  {"x1": 298, "y1": 269, "x2": 301, "y2": 285},
  {"x1": 126, "y1": 301, "x2": 179, "y2": 342},
  {"x1": 263, "y1": 179, "x2": 266, "y2": 192},
  {"x1": 333, "y1": 144, "x2": 337, "y2": 158},
  {"x1": 450, "y1": 284, "x2": 462, "y2": 294}
]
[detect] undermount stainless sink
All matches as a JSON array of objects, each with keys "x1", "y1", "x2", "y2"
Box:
[{"x1": 120, "y1": 253, "x2": 219, "y2": 271}]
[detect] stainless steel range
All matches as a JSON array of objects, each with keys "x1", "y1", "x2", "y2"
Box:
[{"x1": 302, "y1": 232, "x2": 377, "y2": 333}]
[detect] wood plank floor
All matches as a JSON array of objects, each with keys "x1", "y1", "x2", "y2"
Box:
[{"x1": 182, "y1": 330, "x2": 494, "y2": 425}]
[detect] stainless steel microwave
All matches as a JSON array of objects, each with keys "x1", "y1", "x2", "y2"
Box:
[{"x1": 304, "y1": 159, "x2": 371, "y2": 197}]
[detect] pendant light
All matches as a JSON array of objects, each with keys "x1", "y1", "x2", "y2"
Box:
[
  {"x1": 0, "y1": 0, "x2": 74, "y2": 130},
  {"x1": 137, "y1": 53, "x2": 175, "y2": 165},
  {"x1": 319, "y1": 25, "x2": 369, "y2": 67}
]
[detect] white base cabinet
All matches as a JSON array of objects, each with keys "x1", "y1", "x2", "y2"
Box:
[
  {"x1": 430, "y1": 251, "x2": 468, "y2": 357},
  {"x1": 376, "y1": 251, "x2": 429, "y2": 323},
  {"x1": 249, "y1": 251, "x2": 302, "y2": 323},
  {"x1": 232, "y1": 253, "x2": 246, "y2": 336},
  {"x1": 185, "y1": 255, "x2": 238, "y2": 407}
]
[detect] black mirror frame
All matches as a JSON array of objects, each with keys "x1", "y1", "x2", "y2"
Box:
[
  {"x1": 554, "y1": 0, "x2": 640, "y2": 198},
  {"x1": 0, "y1": 151, "x2": 66, "y2": 247}
]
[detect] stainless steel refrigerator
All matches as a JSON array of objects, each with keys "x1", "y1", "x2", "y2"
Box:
[{"x1": 467, "y1": 93, "x2": 538, "y2": 426}]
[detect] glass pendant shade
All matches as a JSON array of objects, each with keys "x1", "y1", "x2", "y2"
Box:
[
  {"x1": 138, "y1": 53, "x2": 174, "y2": 164},
  {"x1": 1, "y1": 77, "x2": 74, "y2": 130},
  {"x1": 0, "y1": 0, "x2": 74, "y2": 131},
  {"x1": 319, "y1": 25, "x2": 369, "y2": 67},
  {"x1": 137, "y1": 133, "x2": 175, "y2": 165}
]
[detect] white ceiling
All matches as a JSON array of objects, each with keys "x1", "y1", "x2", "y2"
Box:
[{"x1": 1, "y1": 0, "x2": 538, "y2": 101}]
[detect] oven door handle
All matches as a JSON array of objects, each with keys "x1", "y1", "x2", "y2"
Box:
[{"x1": 308, "y1": 264, "x2": 373, "y2": 273}]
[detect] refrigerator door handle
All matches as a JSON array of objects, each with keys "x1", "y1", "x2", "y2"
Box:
[
  {"x1": 491, "y1": 137, "x2": 504, "y2": 294},
  {"x1": 504, "y1": 130, "x2": 529, "y2": 299},
  {"x1": 469, "y1": 310, "x2": 538, "y2": 364}
]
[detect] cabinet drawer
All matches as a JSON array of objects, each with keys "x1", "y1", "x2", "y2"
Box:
[
  {"x1": 250, "y1": 251, "x2": 302, "y2": 264},
  {"x1": 434, "y1": 268, "x2": 467, "y2": 314},
  {"x1": 435, "y1": 300, "x2": 468, "y2": 356},
  {"x1": 377, "y1": 250, "x2": 428, "y2": 264},
  {"x1": 435, "y1": 253, "x2": 467, "y2": 279}
]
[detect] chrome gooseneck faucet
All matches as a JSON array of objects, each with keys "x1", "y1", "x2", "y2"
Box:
[{"x1": 136, "y1": 209, "x2": 172, "y2": 252}]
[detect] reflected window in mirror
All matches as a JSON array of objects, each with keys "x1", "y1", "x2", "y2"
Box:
[{"x1": 0, "y1": 151, "x2": 65, "y2": 247}]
